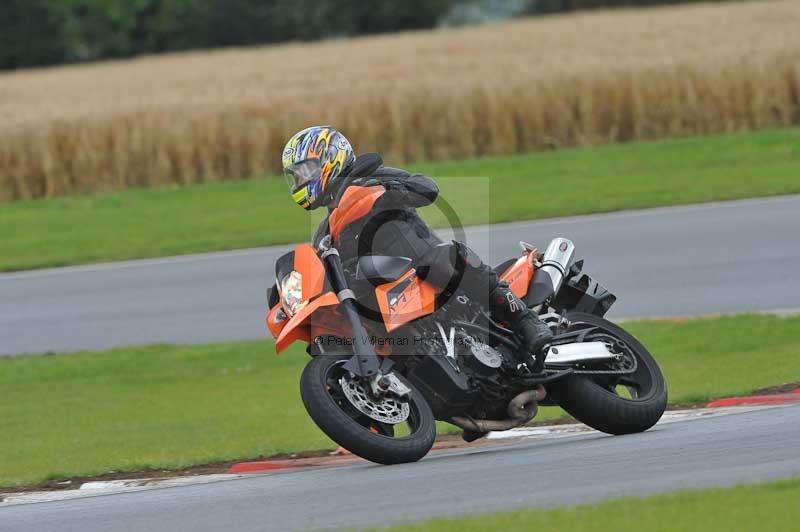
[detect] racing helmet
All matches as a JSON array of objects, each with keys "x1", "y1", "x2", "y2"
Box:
[{"x1": 282, "y1": 126, "x2": 356, "y2": 210}]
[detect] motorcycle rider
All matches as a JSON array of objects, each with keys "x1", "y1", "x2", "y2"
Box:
[{"x1": 281, "y1": 125, "x2": 553, "y2": 372}]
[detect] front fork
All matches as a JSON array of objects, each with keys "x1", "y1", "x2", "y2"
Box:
[{"x1": 318, "y1": 241, "x2": 407, "y2": 397}]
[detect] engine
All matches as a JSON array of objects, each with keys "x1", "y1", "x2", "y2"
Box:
[
  {"x1": 461, "y1": 336, "x2": 504, "y2": 374},
  {"x1": 402, "y1": 318, "x2": 516, "y2": 420}
]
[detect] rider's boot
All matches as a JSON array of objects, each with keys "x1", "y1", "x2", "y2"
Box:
[{"x1": 490, "y1": 282, "x2": 553, "y2": 373}]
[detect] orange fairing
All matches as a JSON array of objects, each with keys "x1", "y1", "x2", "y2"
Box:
[
  {"x1": 500, "y1": 249, "x2": 538, "y2": 298},
  {"x1": 329, "y1": 185, "x2": 386, "y2": 242},
  {"x1": 294, "y1": 243, "x2": 325, "y2": 299},
  {"x1": 271, "y1": 242, "x2": 334, "y2": 353},
  {"x1": 376, "y1": 269, "x2": 438, "y2": 332},
  {"x1": 308, "y1": 305, "x2": 352, "y2": 349},
  {"x1": 276, "y1": 292, "x2": 339, "y2": 353}
]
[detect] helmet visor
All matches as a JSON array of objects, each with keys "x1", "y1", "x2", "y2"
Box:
[{"x1": 284, "y1": 158, "x2": 322, "y2": 192}]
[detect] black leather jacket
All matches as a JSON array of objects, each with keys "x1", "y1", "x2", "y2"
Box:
[
  {"x1": 311, "y1": 152, "x2": 499, "y2": 308},
  {"x1": 314, "y1": 153, "x2": 442, "y2": 264}
]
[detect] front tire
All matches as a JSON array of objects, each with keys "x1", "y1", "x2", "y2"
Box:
[
  {"x1": 300, "y1": 354, "x2": 436, "y2": 465},
  {"x1": 547, "y1": 312, "x2": 668, "y2": 435}
]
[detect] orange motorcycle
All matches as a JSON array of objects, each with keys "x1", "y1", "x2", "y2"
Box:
[{"x1": 266, "y1": 190, "x2": 667, "y2": 465}]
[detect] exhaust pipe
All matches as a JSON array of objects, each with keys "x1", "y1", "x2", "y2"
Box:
[
  {"x1": 539, "y1": 237, "x2": 575, "y2": 296},
  {"x1": 527, "y1": 237, "x2": 575, "y2": 305},
  {"x1": 450, "y1": 385, "x2": 546, "y2": 433}
]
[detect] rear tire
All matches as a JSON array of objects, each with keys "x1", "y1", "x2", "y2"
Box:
[
  {"x1": 547, "y1": 312, "x2": 668, "y2": 435},
  {"x1": 300, "y1": 354, "x2": 436, "y2": 465}
]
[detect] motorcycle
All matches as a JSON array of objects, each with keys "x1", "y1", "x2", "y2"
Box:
[{"x1": 266, "y1": 192, "x2": 668, "y2": 465}]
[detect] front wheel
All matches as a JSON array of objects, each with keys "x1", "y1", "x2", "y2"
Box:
[
  {"x1": 546, "y1": 312, "x2": 668, "y2": 435},
  {"x1": 300, "y1": 354, "x2": 436, "y2": 465}
]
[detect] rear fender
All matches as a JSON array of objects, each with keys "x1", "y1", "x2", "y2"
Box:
[{"x1": 551, "y1": 262, "x2": 617, "y2": 317}]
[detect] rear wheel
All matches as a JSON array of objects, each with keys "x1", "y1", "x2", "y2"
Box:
[
  {"x1": 300, "y1": 354, "x2": 436, "y2": 465},
  {"x1": 546, "y1": 312, "x2": 668, "y2": 435}
]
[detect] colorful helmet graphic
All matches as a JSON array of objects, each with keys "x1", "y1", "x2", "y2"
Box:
[{"x1": 282, "y1": 126, "x2": 356, "y2": 210}]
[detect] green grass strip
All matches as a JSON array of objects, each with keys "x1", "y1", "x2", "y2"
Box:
[
  {"x1": 1, "y1": 127, "x2": 798, "y2": 271},
  {"x1": 1, "y1": 314, "x2": 798, "y2": 487},
  {"x1": 373, "y1": 478, "x2": 800, "y2": 532}
]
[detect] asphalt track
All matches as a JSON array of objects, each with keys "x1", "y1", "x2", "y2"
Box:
[
  {"x1": 2, "y1": 405, "x2": 799, "y2": 531},
  {"x1": 2, "y1": 195, "x2": 799, "y2": 355}
]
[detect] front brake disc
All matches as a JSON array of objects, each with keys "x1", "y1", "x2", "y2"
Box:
[{"x1": 339, "y1": 377, "x2": 410, "y2": 424}]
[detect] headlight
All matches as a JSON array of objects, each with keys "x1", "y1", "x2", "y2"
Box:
[{"x1": 280, "y1": 270, "x2": 305, "y2": 317}]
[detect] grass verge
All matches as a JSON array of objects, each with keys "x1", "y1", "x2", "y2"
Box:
[
  {"x1": 1, "y1": 313, "x2": 799, "y2": 487},
  {"x1": 373, "y1": 478, "x2": 800, "y2": 532},
  {"x1": 1, "y1": 127, "x2": 799, "y2": 271}
]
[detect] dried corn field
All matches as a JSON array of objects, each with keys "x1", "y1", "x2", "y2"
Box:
[{"x1": 1, "y1": 0, "x2": 799, "y2": 201}]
